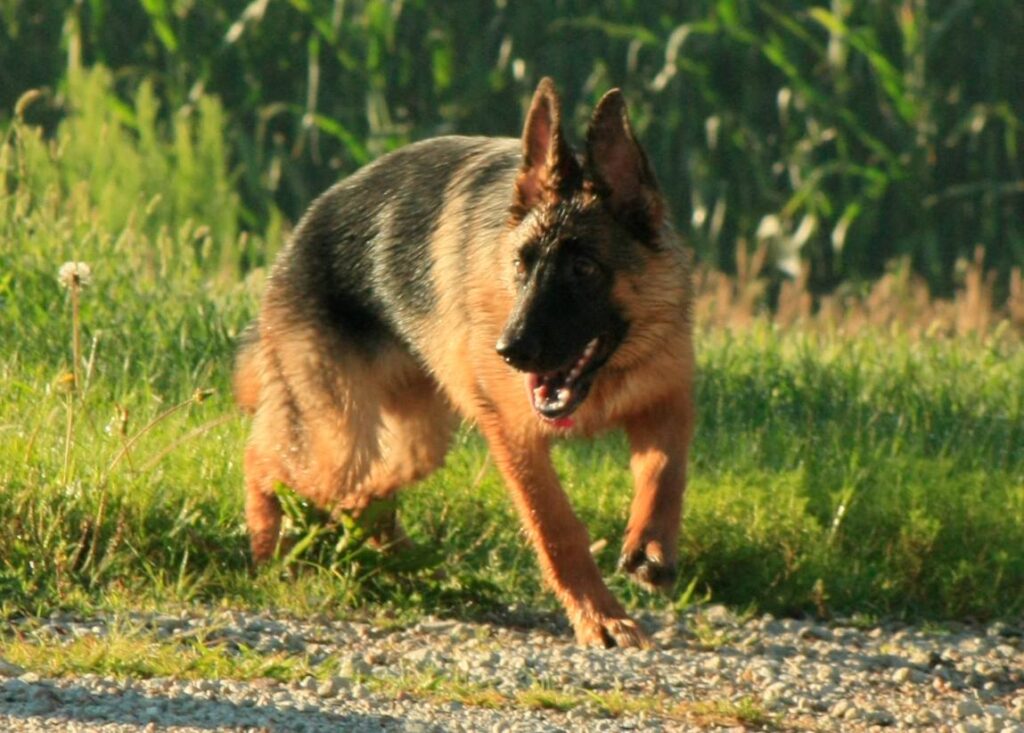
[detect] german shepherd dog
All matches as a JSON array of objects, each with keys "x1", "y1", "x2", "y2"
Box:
[{"x1": 235, "y1": 78, "x2": 695, "y2": 647}]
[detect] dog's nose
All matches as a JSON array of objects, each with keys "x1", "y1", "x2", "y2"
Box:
[{"x1": 495, "y1": 334, "x2": 540, "y2": 369}]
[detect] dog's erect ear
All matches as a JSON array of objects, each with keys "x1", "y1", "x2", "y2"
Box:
[
  {"x1": 585, "y1": 88, "x2": 664, "y2": 239},
  {"x1": 512, "y1": 77, "x2": 582, "y2": 219}
]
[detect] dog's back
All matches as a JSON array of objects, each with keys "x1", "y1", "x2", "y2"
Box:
[{"x1": 264, "y1": 136, "x2": 519, "y2": 354}]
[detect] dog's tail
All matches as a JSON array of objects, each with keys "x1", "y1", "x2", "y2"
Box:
[{"x1": 233, "y1": 324, "x2": 262, "y2": 413}]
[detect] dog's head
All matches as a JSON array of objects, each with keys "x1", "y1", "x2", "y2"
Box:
[{"x1": 496, "y1": 78, "x2": 669, "y2": 425}]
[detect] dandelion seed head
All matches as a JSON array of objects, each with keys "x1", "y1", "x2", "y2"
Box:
[{"x1": 58, "y1": 261, "x2": 91, "y2": 289}]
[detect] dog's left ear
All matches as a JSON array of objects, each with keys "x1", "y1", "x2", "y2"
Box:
[
  {"x1": 585, "y1": 89, "x2": 664, "y2": 239},
  {"x1": 513, "y1": 78, "x2": 582, "y2": 220}
]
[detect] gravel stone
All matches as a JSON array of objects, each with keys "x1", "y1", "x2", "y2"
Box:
[
  {"x1": 864, "y1": 708, "x2": 896, "y2": 726},
  {"x1": 2, "y1": 607, "x2": 1023, "y2": 732},
  {"x1": 959, "y1": 699, "x2": 987, "y2": 718},
  {"x1": 956, "y1": 724, "x2": 985, "y2": 733}
]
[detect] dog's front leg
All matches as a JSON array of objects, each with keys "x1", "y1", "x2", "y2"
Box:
[
  {"x1": 479, "y1": 417, "x2": 648, "y2": 648},
  {"x1": 619, "y1": 389, "x2": 695, "y2": 589}
]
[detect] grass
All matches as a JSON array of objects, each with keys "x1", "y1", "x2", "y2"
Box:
[
  {"x1": 3, "y1": 629, "x2": 318, "y2": 683},
  {"x1": 2, "y1": 66, "x2": 1023, "y2": 643}
]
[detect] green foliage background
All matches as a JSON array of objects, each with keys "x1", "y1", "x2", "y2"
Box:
[
  {"x1": 2, "y1": 0, "x2": 1022, "y2": 293},
  {"x1": 0, "y1": 7, "x2": 1022, "y2": 625}
]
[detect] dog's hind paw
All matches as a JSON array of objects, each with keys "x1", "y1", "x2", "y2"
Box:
[
  {"x1": 574, "y1": 614, "x2": 650, "y2": 649},
  {"x1": 618, "y1": 540, "x2": 678, "y2": 590}
]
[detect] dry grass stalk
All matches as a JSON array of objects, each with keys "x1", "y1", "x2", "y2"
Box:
[{"x1": 693, "y1": 245, "x2": 1021, "y2": 340}]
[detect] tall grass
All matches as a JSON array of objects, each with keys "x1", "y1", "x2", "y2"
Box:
[
  {"x1": 2, "y1": 66, "x2": 1023, "y2": 624},
  {"x1": 2, "y1": 67, "x2": 262, "y2": 373},
  {"x1": 2, "y1": 1, "x2": 1022, "y2": 292},
  {"x1": 0, "y1": 67, "x2": 262, "y2": 614}
]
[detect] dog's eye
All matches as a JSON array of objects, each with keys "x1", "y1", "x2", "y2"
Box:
[{"x1": 571, "y1": 255, "x2": 601, "y2": 281}]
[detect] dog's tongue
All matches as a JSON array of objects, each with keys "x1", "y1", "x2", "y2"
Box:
[{"x1": 524, "y1": 374, "x2": 575, "y2": 428}]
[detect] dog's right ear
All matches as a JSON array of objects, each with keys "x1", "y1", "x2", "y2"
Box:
[
  {"x1": 512, "y1": 78, "x2": 582, "y2": 221},
  {"x1": 585, "y1": 88, "x2": 664, "y2": 241}
]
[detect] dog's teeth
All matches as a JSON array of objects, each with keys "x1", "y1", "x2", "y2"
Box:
[
  {"x1": 557, "y1": 387, "x2": 571, "y2": 404},
  {"x1": 533, "y1": 385, "x2": 548, "y2": 402}
]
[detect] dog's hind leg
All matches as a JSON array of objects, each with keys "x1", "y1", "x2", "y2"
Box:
[
  {"x1": 244, "y1": 441, "x2": 285, "y2": 563},
  {"x1": 239, "y1": 322, "x2": 389, "y2": 562},
  {"x1": 348, "y1": 376, "x2": 457, "y2": 549}
]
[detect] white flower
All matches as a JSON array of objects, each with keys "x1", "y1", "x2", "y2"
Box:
[{"x1": 58, "y1": 261, "x2": 91, "y2": 289}]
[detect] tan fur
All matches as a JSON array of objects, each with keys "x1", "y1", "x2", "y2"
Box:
[
  {"x1": 233, "y1": 337, "x2": 261, "y2": 414},
  {"x1": 240, "y1": 297, "x2": 457, "y2": 562}
]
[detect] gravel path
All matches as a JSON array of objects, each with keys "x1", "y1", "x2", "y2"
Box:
[{"x1": 2, "y1": 606, "x2": 1023, "y2": 732}]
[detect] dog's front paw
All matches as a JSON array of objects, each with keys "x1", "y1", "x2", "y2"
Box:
[
  {"x1": 618, "y1": 539, "x2": 677, "y2": 589},
  {"x1": 574, "y1": 613, "x2": 650, "y2": 649}
]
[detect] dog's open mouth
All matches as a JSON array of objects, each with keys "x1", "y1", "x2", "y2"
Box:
[{"x1": 525, "y1": 337, "x2": 605, "y2": 424}]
